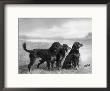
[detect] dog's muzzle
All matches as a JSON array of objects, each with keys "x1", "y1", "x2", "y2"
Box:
[{"x1": 80, "y1": 44, "x2": 83, "y2": 47}]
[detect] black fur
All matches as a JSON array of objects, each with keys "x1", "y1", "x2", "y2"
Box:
[
  {"x1": 62, "y1": 42, "x2": 83, "y2": 69},
  {"x1": 23, "y1": 42, "x2": 61, "y2": 72},
  {"x1": 55, "y1": 44, "x2": 71, "y2": 69}
]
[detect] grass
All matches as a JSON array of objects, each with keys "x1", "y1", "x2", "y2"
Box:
[
  {"x1": 18, "y1": 39, "x2": 92, "y2": 74},
  {"x1": 19, "y1": 62, "x2": 92, "y2": 74}
]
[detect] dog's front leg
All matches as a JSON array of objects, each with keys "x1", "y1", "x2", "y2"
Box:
[{"x1": 47, "y1": 61, "x2": 51, "y2": 70}]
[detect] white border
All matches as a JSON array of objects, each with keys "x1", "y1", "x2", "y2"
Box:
[{"x1": 5, "y1": 5, "x2": 107, "y2": 88}]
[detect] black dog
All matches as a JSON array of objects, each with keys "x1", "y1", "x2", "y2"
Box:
[
  {"x1": 54, "y1": 44, "x2": 71, "y2": 69},
  {"x1": 23, "y1": 42, "x2": 61, "y2": 72},
  {"x1": 62, "y1": 42, "x2": 83, "y2": 69}
]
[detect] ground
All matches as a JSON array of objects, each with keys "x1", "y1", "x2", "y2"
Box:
[{"x1": 18, "y1": 39, "x2": 92, "y2": 74}]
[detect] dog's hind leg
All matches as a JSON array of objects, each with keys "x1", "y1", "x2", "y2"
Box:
[{"x1": 28, "y1": 58, "x2": 36, "y2": 72}]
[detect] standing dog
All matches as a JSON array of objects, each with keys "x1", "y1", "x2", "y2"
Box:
[
  {"x1": 23, "y1": 42, "x2": 61, "y2": 72},
  {"x1": 62, "y1": 42, "x2": 83, "y2": 69}
]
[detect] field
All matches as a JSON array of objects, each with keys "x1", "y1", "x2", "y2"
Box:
[{"x1": 18, "y1": 39, "x2": 92, "y2": 74}]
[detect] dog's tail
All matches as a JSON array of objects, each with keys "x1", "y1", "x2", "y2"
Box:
[{"x1": 23, "y1": 43, "x2": 31, "y2": 53}]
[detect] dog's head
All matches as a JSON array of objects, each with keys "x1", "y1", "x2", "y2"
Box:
[
  {"x1": 49, "y1": 42, "x2": 62, "y2": 53},
  {"x1": 72, "y1": 42, "x2": 83, "y2": 49},
  {"x1": 62, "y1": 44, "x2": 71, "y2": 52}
]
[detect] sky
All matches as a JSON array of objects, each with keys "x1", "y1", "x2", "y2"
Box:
[{"x1": 19, "y1": 18, "x2": 92, "y2": 39}]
